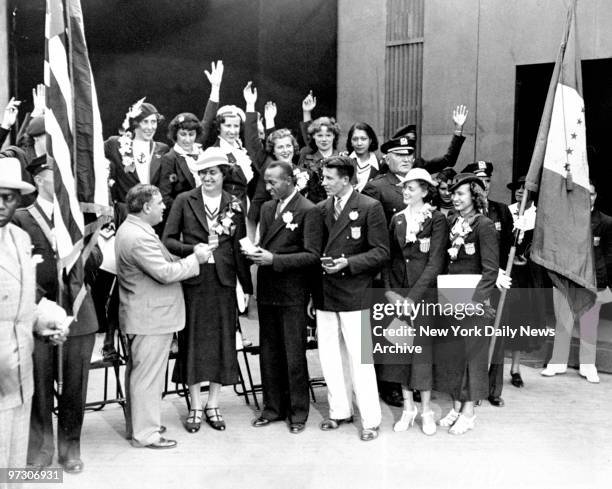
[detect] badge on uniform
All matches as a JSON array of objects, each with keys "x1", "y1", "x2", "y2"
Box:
[
  {"x1": 419, "y1": 237, "x2": 431, "y2": 253},
  {"x1": 594, "y1": 236, "x2": 601, "y2": 247},
  {"x1": 464, "y1": 242, "x2": 476, "y2": 255},
  {"x1": 495, "y1": 221, "x2": 501, "y2": 231},
  {"x1": 350, "y1": 226, "x2": 361, "y2": 239},
  {"x1": 349, "y1": 210, "x2": 359, "y2": 221}
]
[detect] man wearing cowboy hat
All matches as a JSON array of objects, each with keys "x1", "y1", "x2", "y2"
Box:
[
  {"x1": 0, "y1": 157, "x2": 68, "y2": 473},
  {"x1": 462, "y1": 160, "x2": 513, "y2": 407},
  {"x1": 12, "y1": 155, "x2": 101, "y2": 474}
]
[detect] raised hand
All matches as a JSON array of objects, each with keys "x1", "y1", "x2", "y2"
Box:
[
  {"x1": 204, "y1": 60, "x2": 224, "y2": 88},
  {"x1": 243, "y1": 81, "x2": 257, "y2": 111},
  {"x1": 31, "y1": 84, "x2": 46, "y2": 117},
  {"x1": 264, "y1": 101, "x2": 277, "y2": 122},
  {"x1": 452, "y1": 104, "x2": 468, "y2": 130},
  {"x1": 1, "y1": 97, "x2": 21, "y2": 129},
  {"x1": 302, "y1": 90, "x2": 317, "y2": 113}
]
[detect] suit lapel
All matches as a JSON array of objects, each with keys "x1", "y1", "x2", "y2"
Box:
[
  {"x1": 327, "y1": 191, "x2": 359, "y2": 245},
  {"x1": 393, "y1": 213, "x2": 407, "y2": 248},
  {"x1": 177, "y1": 155, "x2": 196, "y2": 187},
  {"x1": 149, "y1": 142, "x2": 163, "y2": 182},
  {"x1": 262, "y1": 192, "x2": 300, "y2": 248},
  {"x1": 323, "y1": 197, "x2": 334, "y2": 233},
  {"x1": 187, "y1": 188, "x2": 210, "y2": 233}
]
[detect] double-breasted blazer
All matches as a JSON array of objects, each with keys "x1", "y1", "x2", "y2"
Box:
[
  {"x1": 105, "y1": 136, "x2": 169, "y2": 204},
  {"x1": 313, "y1": 190, "x2": 389, "y2": 311},
  {"x1": 383, "y1": 208, "x2": 448, "y2": 303},
  {"x1": 158, "y1": 148, "x2": 198, "y2": 212},
  {"x1": 257, "y1": 192, "x2": 324, "y2": 306},
  {"x1": 115, "y1": 214, "x2": 200, "y2": 335},
  {"x1": 162, "y1": 188, "x2": 253, "y2": 294}
]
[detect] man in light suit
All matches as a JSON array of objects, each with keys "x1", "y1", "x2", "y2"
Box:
[
  {"x1": 0, "y1": 157, "x2": 67, "y2": 477},
  {"x1": 115, "y1": 184, "x2": 210, "y2": 449},
  {"x1": 314, "y1": 156, "x2": 390, "y2": 441},
  {"x1": 245, "y1": 161, "x2": 323, "y2": 434}
]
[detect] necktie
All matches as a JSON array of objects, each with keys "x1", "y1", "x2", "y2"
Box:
[
  {"x1": 274, "y1": 200, "x2": 282, "y2": 219},
  {"x1": 334, "y1": 197, "x2": 342, "y2": 221}
]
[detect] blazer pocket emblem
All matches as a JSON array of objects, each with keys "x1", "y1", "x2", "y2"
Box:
[
  {"x1": 350, "y1": 226, "x2": 361, "y2": 239},
  {"x1": 464, "y1": 242, "x2": 476, "y2": 255},
  {"x1": 494, "y1": 221, "x2": 501, "y2": 231},
  {"x1": 594, "y1": 236, "x2": 601, "y2": 247},
  {"x1": 419, "y1": 237, "x2": 431, "y2": 253}
]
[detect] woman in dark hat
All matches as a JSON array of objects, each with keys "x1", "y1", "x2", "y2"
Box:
[
  {"x1": 503, "y1": 176, "x2": 545, "y2": 387},
  {"x1": 381, "y1": 168, "x2": 448, "y2": 436},
  {"x1": 435, "y1": 173, "x2": 510, "y2": 435},
  {"x1": 163, "y1": 147, "x2": 253, "y2": 433}
]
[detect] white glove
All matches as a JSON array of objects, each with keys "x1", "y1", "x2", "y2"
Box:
[{"x1": 495, "y1": 269, "x2": 512, "y2": 291}]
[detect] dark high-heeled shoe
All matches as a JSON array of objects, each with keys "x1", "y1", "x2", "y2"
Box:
[
  {"x1": 510, "y1": 372, "x2": 524, "y2": 388},
  {"x1": 204, "y1": 406, "x2": 226, "y2": 431}
]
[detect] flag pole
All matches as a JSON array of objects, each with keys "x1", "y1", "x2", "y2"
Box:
[{"x1": 488, "y1": 4, "x2": 573, "y2": 367}]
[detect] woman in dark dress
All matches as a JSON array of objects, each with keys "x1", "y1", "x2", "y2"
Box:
[
  {"x1": 381, "y1": 168, "x2": 448, "y2": 436},
  {"x1": 163, "y1": 147, "x2": 253, "y2": 433},
  {"x1": 435, "y1": 173, "x2": 510, "y2": 435}
]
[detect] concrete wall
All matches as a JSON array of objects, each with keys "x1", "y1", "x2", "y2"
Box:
[
  {"x1": 422, "y1": 0, "x2": 612, "y2": 202},
  {"x1": 336, "y1": 0, "x2": 386, "y2": 149}
]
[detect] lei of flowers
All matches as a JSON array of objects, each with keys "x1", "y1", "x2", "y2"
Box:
[
  {"x1": 404, "y1": 203, "x2": 434, "y2": 243},
  {"x1": 447, "y1": 216, "x2": 472, "y2": 260},
  {"x1": 212, "y1": 199, "x2": 242, "y2": 236},
  {"x1": 293, "y1": 168, "x2": 310, "y2": 191},
  {"x1": 117, "y1": 97, "x2": 146, "y2": 173}
]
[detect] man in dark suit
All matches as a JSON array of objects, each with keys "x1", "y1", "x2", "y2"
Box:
[
  {"x1": 246, "y1": 161, "x2": 323, "y2": 434},
  {"x1": 362, "y1": 105, "x2": 468, "y2": 223},
  {"x1": 313, "y1": 156, "x2": 389, "y2": 441},
  {"x1": 463, "y1": 161, "x2": 514, "y2": 407},
  {"x1": 12, "y1": 155, "x2": 100, "y2": 474}
]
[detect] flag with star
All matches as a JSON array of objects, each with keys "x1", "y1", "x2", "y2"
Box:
[{"x1": 525, "y1": 0, "x2": 596, "y2": 317}]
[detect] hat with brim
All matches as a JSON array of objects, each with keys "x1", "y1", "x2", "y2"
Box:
[
  {"x1": 0, "y1": 157, "x2": 36, "y2": 194},
  {"x1": 507, "y1": 175, "x2": 526, "y2": 190},
  {"x1": 194, "y1": 147, "x2": 231, "y2": 172},
  {"x1": 404, "y1": 168, "x2": 437, "y2": 187},
  {"x1": 449, "y1": 172, "x2": 486, "y2": 193}
]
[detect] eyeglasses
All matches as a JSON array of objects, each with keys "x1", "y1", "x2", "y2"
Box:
[{"x1": 0, "y1": 192, "x2": 18, "y2": 204}]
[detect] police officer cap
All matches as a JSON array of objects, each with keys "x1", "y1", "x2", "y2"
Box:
[
  {"x1": 26, "y1": 154, "x2": 53, "y2": 176},
  {"x1": 462, "y1": 161, "x2": 493, "y2": 177}
]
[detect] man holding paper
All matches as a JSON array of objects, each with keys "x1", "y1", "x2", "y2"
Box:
[{"x1": 245, "y1": 161, "x2": 323, "y2": 434}]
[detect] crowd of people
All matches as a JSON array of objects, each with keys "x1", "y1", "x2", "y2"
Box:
[{"x1": 1, "y1": 59, "x2": 610, "y2": 479}]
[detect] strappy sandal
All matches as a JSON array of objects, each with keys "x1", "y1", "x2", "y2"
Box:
[
  {"x1": 448, "y1": 414, "x2": 476, "y2": 435},
  {"x1": 185, "y1": 409, "x2": 203, "y2": 433},
  {"x1": 439, "y1": 408, "x2": 460, "y2": 427},
  {"x1": 204, "y1": 406, "x2": 226, "y2": 431}
]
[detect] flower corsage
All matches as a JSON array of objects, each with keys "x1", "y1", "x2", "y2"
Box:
[
  {"x1": 404, "y1": 203, "x2": 434, "y2": 243},
  {"x1": 212, "y1": 199, "x2": 242, "y2": 236},
  {"x1": 282, "y1": 211, "x2": 298, "y2": 231}
]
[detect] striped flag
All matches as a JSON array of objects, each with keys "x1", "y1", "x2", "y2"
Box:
[
  {"x1": 525, "y1": 0, "x2": 596, "y2": 317},
  {"x1": 45, "y1": 0, "x2": 110, "y2": 314}
]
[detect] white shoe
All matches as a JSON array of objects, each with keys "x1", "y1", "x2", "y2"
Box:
[
  {"x1": 579, "y1": 364, "x2": 600, "y2": 383},
  {"x1": 541, "y1": 364, "x2": 567, "y2": 376},
  {"x1": 393, "y1": 407, "x2": 417, "y2": 432},
  {"x1": 449, "y1": 413, "x2": 476, "y2": 435},
  {"x1": 421, "y1": 410, "x2": 437, "y2": 436},
  {"x1": 439, "y1": 408, "x2": 460, "y2": 427}
]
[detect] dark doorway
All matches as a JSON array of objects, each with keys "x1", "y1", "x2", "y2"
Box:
[
  {"x1": 8, "y1": 0, "x2": 337, "y2": 142},
  {"x1": 513, "y1": 58, "x2": 612, "y2": 215}
]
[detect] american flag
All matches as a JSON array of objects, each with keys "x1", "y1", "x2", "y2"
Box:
[{"x1": 45, "y1": 0, "x2": 110, "y2": 315}]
